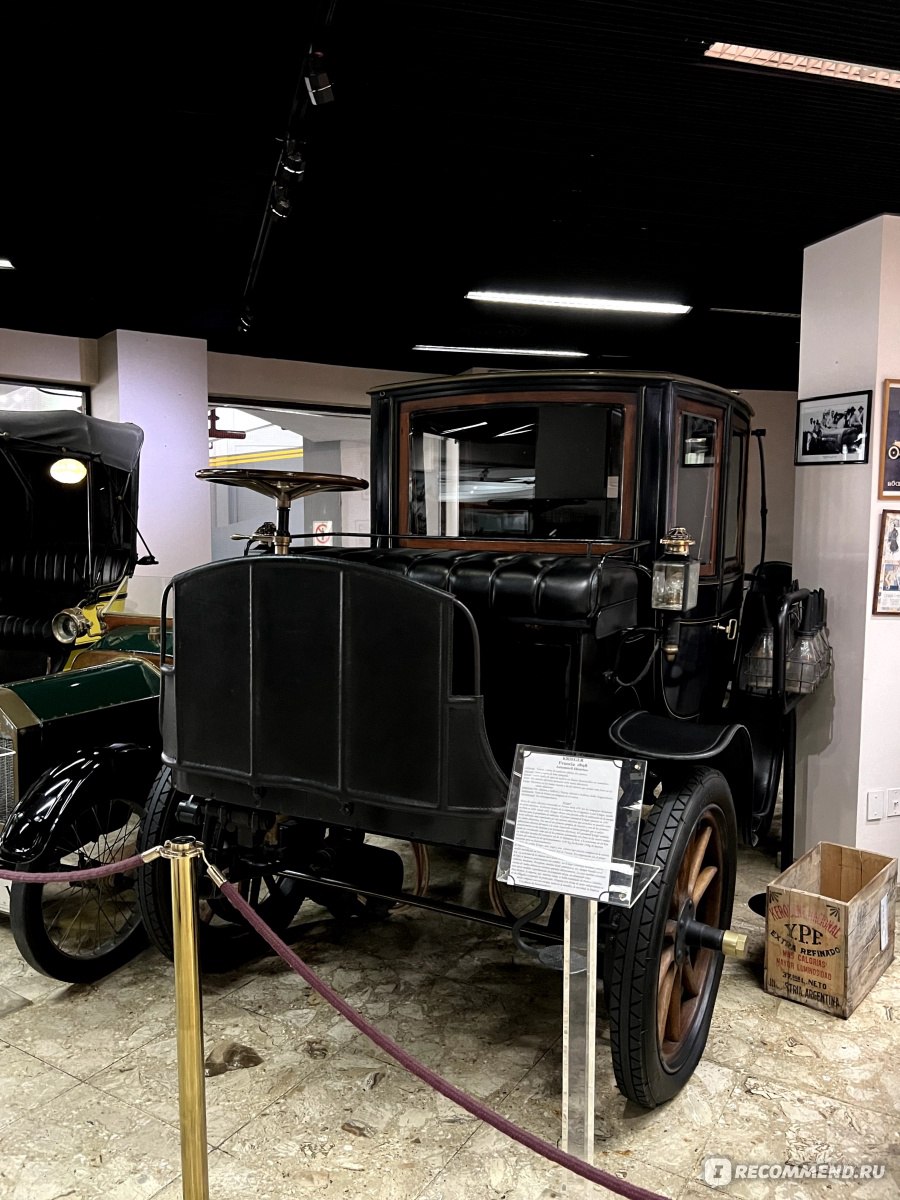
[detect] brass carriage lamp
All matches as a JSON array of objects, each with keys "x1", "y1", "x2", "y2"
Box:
[
  {"x1": 652, "y1": 528, "x2": 700, "y2": 663},
  {"x1": 652, "y1": 528, "x2": 700, "y2": 612}
]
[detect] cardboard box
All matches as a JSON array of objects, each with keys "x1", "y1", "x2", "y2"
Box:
[{"x1": 765, "y1": 842, "x2": 897, "y2": 1018}]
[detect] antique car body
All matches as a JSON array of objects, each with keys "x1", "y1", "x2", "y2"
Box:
[
  {"x1": 0, "y1": 374, "x2": 824, "y2": 1109},
  {"x1": 139, "y1": 370, "x2": 822, "y2": 1110},
  {"x1": 0, "y1": 411, "x2": 163, "y2": 976}
]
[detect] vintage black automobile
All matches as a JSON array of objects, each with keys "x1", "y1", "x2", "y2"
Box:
[
  {"x1": 0, "y1": 411, "x2": 164, "y2": 980},
  {"x1": 135, "y1": 370, "x2": 829, "y2": 1109}
]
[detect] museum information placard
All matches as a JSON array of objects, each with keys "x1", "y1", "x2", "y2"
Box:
[{"x1": 504, "y1": 748, "x2": 621, "y2": 899}]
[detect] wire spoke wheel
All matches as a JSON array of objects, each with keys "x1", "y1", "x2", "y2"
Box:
[
  {"x1": 10, "y1": 793, "x2": 148, "y2": 983},
  {"x1": 137, "y1": 767, "x2": 308, "y2": 970},
  {"x1": 606, "y1": 767, "x2": 736, "y2": 1108}
]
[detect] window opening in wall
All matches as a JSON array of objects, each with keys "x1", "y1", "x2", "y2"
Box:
[
  {"x1": 0, "y1": 380, "x2": 87, "y2": 413},
  {"x1": 207, "y1": 401, "x2": 371, "y2": 560}
]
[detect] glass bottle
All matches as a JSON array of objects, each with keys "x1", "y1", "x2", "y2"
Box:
[{"x1": 744, "y1": 627, "x2": 774, "y2": 693}]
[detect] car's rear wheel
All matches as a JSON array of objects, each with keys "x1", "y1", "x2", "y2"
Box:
[
  {"x1": 10, "y1": 792, "x2": 147, "y2": 983},
  {"x1": 605, "y1": 767, "x2": 736, "y2": 1108},
  {"x1": 136, "y1": 767, "x2": 308, "y2": 971}
]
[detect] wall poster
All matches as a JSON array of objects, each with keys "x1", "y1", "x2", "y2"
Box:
[
  {"x1": 879, "y1": 380, "x2": 900, "y2": 498},
  {"x1": 873, "y1": 509, "x2": 900, "y2": 615}
]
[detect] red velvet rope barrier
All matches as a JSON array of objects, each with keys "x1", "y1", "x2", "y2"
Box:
[
  {"x1": 0, "y1": 849, "x2": 670, "y2": 1199},
  {"x1": 0, "y1": 852, "x2": 147, "y2": 885},
  {"x1": 216, "y1": 878, "x2": 670, "y2": 1200}
]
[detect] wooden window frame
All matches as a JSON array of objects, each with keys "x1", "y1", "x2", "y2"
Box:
[
  {"x1": 671, "y1": 397, "x2": 724, "y2": 577},
  {"x1": 397, "y1": 390, "x2": 637, "y2": 553}
]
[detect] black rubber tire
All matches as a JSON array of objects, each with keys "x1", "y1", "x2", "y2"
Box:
[
  {"x1": 605, "y1": 766, "x2": 737, "y2": 1109},
  {"x1": 136, "y1": 767, "x2": 306, "y2": 971},
  {"x1": 9, "y1": 792, "x2": 148, "y2": 983}
]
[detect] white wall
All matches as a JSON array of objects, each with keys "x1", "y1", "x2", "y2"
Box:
[
  {"x1": 92, "y1": 331, "x2": 211, "y2": 613},
  {"x1": 793, "y1": 215, "x2": 900, "y2": 858},
  {"x1": 741, "y1": 390, "x2": 797, "y2": 572},
  {"x1": 207, "y1": 351, "x2": 422, "y2": 409},
  {"x1": 0, "y1": 327, "x2": 98, "y2": 385}
]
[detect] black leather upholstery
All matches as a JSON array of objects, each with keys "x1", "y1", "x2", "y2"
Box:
[
  {"x1": 0, "y1": 545, "x2": 131, "y2": 649},
  {"x1": 164, "y1": 555, "x2": 510, "y2": 850},
  {"x1": 609, "y1": 710, "x2": 749, "y2": 759},
  {"x1": 608, "y1": 710, "x2": 754, "y2": 838},
  {"x1": 305, "y1": 547, "x2": 639, "y2": 629}
]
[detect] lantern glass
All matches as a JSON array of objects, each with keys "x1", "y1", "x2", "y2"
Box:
[{"x1": 651, "y1": 557, "x2": 700, "y2": 612}]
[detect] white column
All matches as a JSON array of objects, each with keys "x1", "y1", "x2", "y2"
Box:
[
  {"x1": 92, "y1": 330, "x2": 210, "y2": 613},
  {"x1": 793, "y1": 214, "x2": 900, "y2": 857}
]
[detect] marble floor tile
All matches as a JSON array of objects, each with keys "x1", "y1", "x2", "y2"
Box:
[
  {"x1": 742, "y1": 1013, "x2": 900, "y2": 1117},
  {"x1": 0, "y1": 845, "x2": 896, "y2": 1200},
  {"x1": 0, "y1": 1082, "x2": 182, "y2": 1200},
  {"x1": 219, "y1": 1044, "x2": 486, "y2": 1199},
  {"x1": 702, "y1": 959, "x2": 779, "y2": 1071},
  {"x1": 0, "y1": 1040, "x2": 81, "y2": 1134},
  {"x1": 416, "y1": 1125, "x2": 682, "y2": 1200},
  {"x1": 492, "y1": 1046, "x2": 740, "y2": 1183},
  {"x1": 147, "y1": 1147, "x2": 339, "y2": 1200},
  {"x1": 0, "y1": 916, "x2": 71, "y2": 1004},
  {"x1": 0, "y1": 961, "x2": 183, "y2": 1079},
  {"x1": 696, "y1": 1075, "x2": 899, "y2": 1198},
  {"x1": 88, "y1": 998, "x2": 356, "y2": 1145}
]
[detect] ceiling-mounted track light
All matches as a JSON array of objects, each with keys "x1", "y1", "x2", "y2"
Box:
[
  {"x1": 270, "y1": 184, "x2": 292, "y2": 219},
  {"x1": 305, "y1": 49, "x2": 335, "y2": 104},
  {"x1": 281, "y1": 139, "x2": 307, "y2": 178}
]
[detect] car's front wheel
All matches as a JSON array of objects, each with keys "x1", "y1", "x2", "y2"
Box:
[
  {"x1": 605, "y1": 767, "x2": 737, "y2": 1108},
  {"x1": 9, "y1": 790, "x2": 148, "y2": 983}
]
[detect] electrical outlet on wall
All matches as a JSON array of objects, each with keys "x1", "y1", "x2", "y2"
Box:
[
  {"x1": 887, "y1": 788, "x2": 900, "y2": 818},
  {"x1": 867, "y1": 789, "x2": 885, "y2": 821}
]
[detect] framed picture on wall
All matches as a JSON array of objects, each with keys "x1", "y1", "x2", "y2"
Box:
[
  {"x1": 794, "y1": 391, "x2": 871, "y2": 466},
  {"x1": 873, "y1": 510, "x2": 900, "y2": 615},
  {"x1": 879, "y1": 380, "x2": 900, "y2": 498}
]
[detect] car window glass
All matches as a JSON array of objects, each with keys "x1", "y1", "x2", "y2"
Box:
[
  {"x1": 671, "y1": 405, "x2": 721, "y2": 569},
  {"x1": 724, "y1": 418, "x2": 748, "y2": 563},
  {"x1": 407, "y1": 402, "x2": 627, "y2": 540}
]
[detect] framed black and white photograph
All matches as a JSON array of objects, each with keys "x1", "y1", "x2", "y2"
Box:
[
  {"x1": 795, "y1": 391, "x2": 872, "y2": 466},
  {"x1": 879, "y1": 380, "x2": 900, "y2": 499},
  {"x1": 873, "y1": 509, "x2": 900, "y2": 615}
]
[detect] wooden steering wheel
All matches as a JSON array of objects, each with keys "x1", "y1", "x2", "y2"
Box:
[{"x1": 196, "y1": 468, "x2": 368, "y2": 554}]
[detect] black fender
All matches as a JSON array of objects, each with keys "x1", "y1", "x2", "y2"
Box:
[
  {"x1": 608, "y1": 711, "x2": 755, "y2": 843},
  {"x1": 0, "y1": 743, "x2": 161, "y2": 868}
]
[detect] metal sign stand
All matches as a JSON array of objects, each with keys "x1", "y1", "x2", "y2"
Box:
[
  {"x1": 161, "y1": 837, "x2": 211, "y2": 1200},
  {"x1": 562, "y1": 895, "x2": 597, "y2": 1195},
  {"x1": 496, "y1": 747, "x2": 657, "y2": 1191}
]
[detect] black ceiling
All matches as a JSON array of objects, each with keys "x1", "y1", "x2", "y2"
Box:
[{"x1": 4, "y1": 2, "x2": 900, "y2": 391}]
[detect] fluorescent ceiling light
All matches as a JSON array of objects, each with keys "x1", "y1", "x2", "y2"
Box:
[
  {"x1": 443, "y1": 421, "x2": 488, "y2": 435},
  {"x1": 704, "y1": 42, "x2": 900, "y2": 89},
  {"x1": 413, "y1": 343, "x2": 587, "y2": 357},
  {"x1": 495, "y1": 424, "x2": 535, "y2": 438},
  {"x1": 711, "y1": 307, "x2": 801, "y2": 318},
  {"x1": 0, "y1": 258, "x2": 14, "y2": 270},
  {"x1": 465, "y1": 291, "x2": 691, "y2": 315}
]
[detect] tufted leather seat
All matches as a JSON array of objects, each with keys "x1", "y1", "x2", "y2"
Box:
[
  {"x1": 0, "y1": 546, "x2": 133, "y2": 649},
  {"x1": 305, "y1": 547, "x2": 639, "y2": 630}
]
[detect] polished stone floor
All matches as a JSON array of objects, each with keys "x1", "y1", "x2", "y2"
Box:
[{"x1": 0, "y1": 837, "x2": 897, "y2": 1200}]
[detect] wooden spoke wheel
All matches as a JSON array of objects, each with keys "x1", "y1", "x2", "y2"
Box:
[{"x1": 605, "y1": 767, "x2": 737, "y2": 1108}]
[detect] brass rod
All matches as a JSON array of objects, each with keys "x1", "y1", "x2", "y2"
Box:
[{"x1": 168, "y1": 840, "x2": 210, "y2": 1200}]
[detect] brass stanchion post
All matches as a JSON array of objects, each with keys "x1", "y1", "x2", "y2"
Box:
[{"x1": 161, "y1": 837, "x2": 210, "y2": 1200}]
